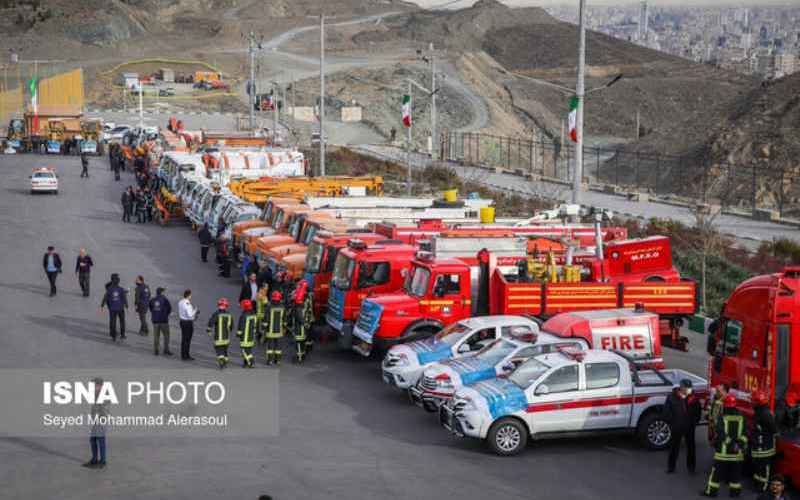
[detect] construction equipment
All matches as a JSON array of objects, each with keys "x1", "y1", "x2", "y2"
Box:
[
  {"x1": 153, "y1": 185, "x2": 185, "y2": 226},
  {"x1": 228, "y1": 176, "x2": 384, "y2": 205},
  {"x1": 45, "y1": 120, "x2": 66, "y2": 154}
]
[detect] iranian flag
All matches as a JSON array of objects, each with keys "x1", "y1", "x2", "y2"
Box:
[
  {"x1": 401, "y1": 94, "x2": 411, "y2": 128},
  {"x1": 29, "y1": 76, "x2": 39, "y2": 131},
  {"x1": 568, "y1": 95, "x2": 578, "y2": 142}
]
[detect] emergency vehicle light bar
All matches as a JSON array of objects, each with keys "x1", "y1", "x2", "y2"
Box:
[{"x1": 556, "y1": 346, "x2": 585, "y2": 362}]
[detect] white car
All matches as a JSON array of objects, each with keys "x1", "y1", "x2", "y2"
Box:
[
  {"x1": 30, "y1": 168, "x2": 58, "y2": 194},
  {"x1": 382, "y1": 316, "x2": 540, "y2": 390},
  {"x1": 440, "y1": 349, "x2": 708, "y2": 455},
  {"x1": 103, "y1": 126, "x2": 130, "y2": 142},
  {"x1": 410, "y1": 333, "x2": 588, "y2": 412}
]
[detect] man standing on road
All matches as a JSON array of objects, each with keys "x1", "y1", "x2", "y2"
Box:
[
  {"x1": 207, "y1": 298, "x2": 233, "y2": 369},
  {"x1": 42, "y1": 246, "x2": 62, "y2": 297},
  {"x1": 149, "y1": 287, "x2": 173, "y2": 356},
  {"x1": 134, "y1": 276, "x2": 151, "y2": 336},
  {"x1": 75, "y1": 248, "x2": 94, "y2": 297},
  {"x1": 663, "y1": 378, "x2": 701, "y2": 475},
  {"x1": 702, "y1": 394, "x2": 748, "y2": 497},
  {"x1": 121, "y1": 188, "x2": 133, "y2": 223},
  {"x1": 239, "y1": 273, "x2": 259, "y2": 304},
  {"x1": 113, "y1": 154, "x2": 121, "y2": 181},
  {"x1": 178, "y1": 289, "x2": 199, "y2": 361},
  {"x1": 80, "y1": 153, "x2": 90, "y2": 178},
  {"x1": 100, "y1": 273, "x2": 128, "y2": 341},
  {"x1": 82, "y1": 377, "x2": 109, "y2": 470},
  {"x1": 198, "y1": 223, "x2": 213, "y2": 263}
]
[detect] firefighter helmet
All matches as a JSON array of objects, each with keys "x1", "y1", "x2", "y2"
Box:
[
  {"x1": 786, "y1": 391, "x2": 799, "y2": 407},
  {"x1": 723, "y1": 394, "x2": 737, "y2": 408},
  {"x1": 240, "y1": 299, "x2": 253, "y2": 311},
  {"x1": 271, "y1": 291, "x2": 283, "y2": 303},
  {"x1": 752, "y1": 390, "x2": 769, "y2": 406},
  {"x1": 217, "y1": 298, "x2": 230, "y2": 309}
]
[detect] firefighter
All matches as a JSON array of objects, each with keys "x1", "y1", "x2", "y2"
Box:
[
  {"x1": 237, "y1": 300, "x2": 258, "y2": 368},
  {"x1": 255, "y1": 286, "x2": 269, "y2": 338},
  {"x1": 207, "y1": 298, "x2": 233, "y2": 369},
  {"x1": 262, "y1": 291, "x2": 285, "y2": 365},
  {"x1": 751, "y1": 390, "x2": 778, "y2": 493},
  {"x1": 702, "y1": 394, "x2": 748, "y2": 498},
  {"x1": 289, "y1": 279, "x2": 312, "y2": 363},
  {"x1": 707, "y1": 384, "x2": 729, "y2": 442}
]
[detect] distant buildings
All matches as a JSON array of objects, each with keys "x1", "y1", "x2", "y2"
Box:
[{"x1": 546, "y1": 5, "x2": 800, "y2": 79}]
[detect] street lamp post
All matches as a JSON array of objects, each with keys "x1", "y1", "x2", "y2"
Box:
[
  {"x1": 319, "y1": 14, "x2": 326, "y2": 176},
  {"x1": 573, "y1": 0, "x2": 587, "y2": 206}
]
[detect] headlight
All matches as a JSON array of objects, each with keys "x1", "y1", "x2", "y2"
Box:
[{"x1": 395, "y1": 353, "x2": 410, "y2": 367}]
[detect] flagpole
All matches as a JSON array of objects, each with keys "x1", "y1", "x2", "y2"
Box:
[
  {"x1": 572, "y1": 0, "x2": 586, "y2": 207},
  {"x1": 407, "y1": 81, "x2": 412, "y2": 196}
]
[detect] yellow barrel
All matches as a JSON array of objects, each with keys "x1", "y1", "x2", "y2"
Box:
[
  {"x1": 443, "y1": 189, "x2": 458, "y2": 203},
  {"x1": 480, "y1": 206, "x2": 495, "y2": 224}
]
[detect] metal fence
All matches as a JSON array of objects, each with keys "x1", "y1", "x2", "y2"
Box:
[{"x1": 441, "y1": 132, "x2": 800, "y2": 219}]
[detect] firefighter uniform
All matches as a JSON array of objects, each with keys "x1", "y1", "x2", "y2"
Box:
[
  {"x1": 255, "y1": 289, "x2": 268, "y2": 339},
  {"x1": 289, "y1": 282, "x2": 313, "y2": 363},
  {"x1": 263, "y1": 300, "x2": 285, "y2": 365},
  {"x1": 207, "y1": 310, "x2": 233, "y2": 369},
  {"x1": 237, "y1": 311, "x2": 258, "y2": 368},
  {"x1": 707, "y1": 393, "x2": 726, "y2": 442},
  {"x1": 751, "y1": 404, "x2": 778, "y2": 492},
  {"x1": 704, "y1": 409, "x2": 748, "y2": 497}
]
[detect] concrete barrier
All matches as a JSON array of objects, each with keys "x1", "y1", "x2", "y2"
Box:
[{"x1": 288, "y1": 106, "x2": 316, "y2": 122}]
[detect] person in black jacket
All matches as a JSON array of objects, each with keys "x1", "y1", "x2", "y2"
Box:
[
  {"x1": 239, "y1": 273, "x2": 259, "y2": 303},
  {"x1": 758, "y1": 475, "x2": 790, "y2": 500},
  {"x1": 148, "y1": 287, "x2": 172, "y2": 356},
  {"x1": 121, "y1": 188, "x2": 133, "y2": 223},
  {"x1": 198, "y1": 224, "x2": 213, "y2": 262},
  {"x1": 134, "y1": 276, "x2": 151, "y2": 336},
  {"x1": 101, "y1": 274, "x2": 128, "y2": 341},
  {"x1": 42, "y1": 246, "x2": 63, "y2": 296},
  {"x1": 75, "y1": 248, "x2": 94, "y2": 297},
  {"x1": 663, "y1": 378, "x2": 702, "y2": 474}
]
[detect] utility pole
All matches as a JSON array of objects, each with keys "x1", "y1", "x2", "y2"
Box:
[
  {"x1": 247, "y1": 31, "x2": 257, "y2": 131},
  {"x1": 430, "y1": 43, "x2": 437, "y2": 160},
  {"x1": 139, "y1": 81, "x2": 144, "y2": 129},
  {"x1": 291, "y1": 73, "x2": 296, "y2": 121},
  {"x1": 272, "y1": 83, "x2": 278, "y2": 145},
  {"x1": 319, "y1": 14, "x2": 326, "y2": 176},
  {"x1": 572, "y1": 0, "x2": 587, "y2": 207},
  {"x1": 407, "y1": 81, "x2": 412, "y2": 196}
]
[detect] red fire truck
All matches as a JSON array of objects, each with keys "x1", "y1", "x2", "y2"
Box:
[
  {"x1": 350, "y1": 236, "x2": 697, "y2": 357},
  {"x1": 706, "y1": 267, "x2": 800, "y2": 485}
]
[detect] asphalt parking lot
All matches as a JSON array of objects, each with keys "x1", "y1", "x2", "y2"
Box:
[{"x1": 0, "y1": 152, "x2": 718, "y2": 500}]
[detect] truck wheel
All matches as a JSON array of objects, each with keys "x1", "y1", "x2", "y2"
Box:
[
  {"x1": 637, "y1": 412, "x2": 672, "y2": 450},
  {"x1": 486, "y1": 418, "x2": 528, "y2": 456}
]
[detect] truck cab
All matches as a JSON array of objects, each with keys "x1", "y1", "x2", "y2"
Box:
[
  {"x1": 326, "y1": 240, "x2": 419, "y2": 346},
  {"x1": 706, "y1": 267, "x2": 800, "y2": 484},
  {"x1": 247, "y1": 204, "x2": 309, "y2": 260}
]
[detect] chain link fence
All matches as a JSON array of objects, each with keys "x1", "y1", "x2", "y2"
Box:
[{"x1": 441, "y1": 131, "x2": 800, "y2": 219}]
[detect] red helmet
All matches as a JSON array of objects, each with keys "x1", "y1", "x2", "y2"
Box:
[
  {"x1": 217, "y1": 298, "x2": 230, "y2": 309},
  {"x1": 786, "y1": 391, "x2": 798, "y2": 407},
  {"x1": 723, "y1": 394, "x2": 737, "y2": 408},
  {"x1": 752, "y1": 390, "x2": 769, "y2": 406},
  {"x1": 240, "y1": 299, "x2": 253, "y2": 311},
  {"x1": 271, "y1": 291, "x2": 283, "y2": 302}
]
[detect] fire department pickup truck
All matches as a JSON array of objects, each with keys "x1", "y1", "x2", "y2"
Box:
[
  {"x1": 410, "y1": 333, "x2": 589, "y2": 412},
  {"x1": 440, "y1": 349, "x2": 708, "y2": 455},
  {"x1": 382, "y1": 315, "x2": 541, "y2": 390}
]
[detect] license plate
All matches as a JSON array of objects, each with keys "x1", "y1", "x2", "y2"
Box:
[
  {"x1": 326, "y1": 315, "x2": 342, "y2": 331},
  {"x1": 352, "y1": 326, "x2": 372, "y2": 342}
]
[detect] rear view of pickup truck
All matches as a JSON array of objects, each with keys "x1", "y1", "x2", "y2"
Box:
[{"x1": 440, "y1": 349, "x2": 708, "y2": 456}]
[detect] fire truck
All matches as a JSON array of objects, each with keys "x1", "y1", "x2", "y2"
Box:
[
  {"x1": 350, "y1": 236, "x2": 697, "y2": 357},
  {"x1": 706, "y1": 267, "x2": 800, "y2": 485}
]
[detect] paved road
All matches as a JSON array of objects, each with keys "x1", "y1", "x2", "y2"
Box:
[
  {"x1": 354, "y1": 144, "x2": 800, "y2": 245},
  {"x1": 0, "y1": 152, "x2": 718, "y2": 499}
]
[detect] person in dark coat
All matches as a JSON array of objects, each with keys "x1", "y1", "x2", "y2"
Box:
[
  {"x1": 198, "y1": 224, "x2": 213, "y2": 262},
  {"x1": 42, "y1": 246, "x2": 63, "y2": 296},
  {"x1": 239, "y1": 273, "x2": 259, "y2": 303},
  {"x1": 217, "y1": 237, "x2": 231, "y2": 278},
  {"x1": 134, "y1": 276, "x2": 151, "y2": 336},
  {"x1": 75, "y1": 248, "x2": 94, "y2": 297},
  {"x1": 100, "y1": 274, "x2": 128, "y2": 341},
  {"x1": 663, "y1": 378, "x2": 701, "y2": 474},
  {"x1": 149, "y1": 287, "x2": 173, "y2": 356},
  {"x1": 121, "y1": 188, "x2": 133, "y2": 223},
  {"x1": 135, "y1": 189, "x2": 146, "y2": 224}
]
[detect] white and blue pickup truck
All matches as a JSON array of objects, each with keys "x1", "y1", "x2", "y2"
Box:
[
  {"x1": 409, "y1": 332, "x2": 590, "y2": 412},
  {"x1": 381, "y1": 315, "x2": 541, "y2": 391},
  {"x1": 440, "y1": 349, "x2": 708, "y2": 455}
]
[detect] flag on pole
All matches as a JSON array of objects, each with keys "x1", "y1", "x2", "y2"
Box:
[
  {"x1": 401, "y1": 94, "x2": 411, "y2": 128},
  {"x1": 28, "y1": 76, "x2": 39, "y2": 132},
  {"x1": 568, "y1": 96, "x2": 578, "y2": 142}
]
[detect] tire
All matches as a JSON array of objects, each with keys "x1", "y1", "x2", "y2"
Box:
[
  {"x1": 637, "y1": 411, "x2": 672, "y2": 450},
  {"x1": 422, "y1": 401, "x2": 438, "y2": 413},
  {"x1": 486, "y1": 417, "x2": 528, "y2": 456}
]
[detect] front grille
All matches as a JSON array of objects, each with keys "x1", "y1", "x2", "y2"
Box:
[
  {"x1": 421, "y1": 376, "x2": 438, "y2": 392},
  {"x1": 384, "y1": 354, "x2": 401, "y2": 368},
  {"x1": 452, "y1": 398, "x2": 468, "y2": 416}
]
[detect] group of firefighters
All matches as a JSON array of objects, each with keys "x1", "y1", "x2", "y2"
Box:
[
  {"x1": 701, "y1": 385, "x2": 790, "y2": 498},
  {"x1": 205, "y1": 273, "x2": 312, "y2": 369}
]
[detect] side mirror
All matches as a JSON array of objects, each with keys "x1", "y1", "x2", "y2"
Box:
[
  {"x1": 501, "y1": 363, "x2": 515, "y2": 373},
  {"x1": 535, "y1": 384, "x2": 550, "y2": 396}
]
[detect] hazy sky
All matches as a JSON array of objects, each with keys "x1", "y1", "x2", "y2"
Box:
[{"x1": 411, "y1": 0, "x2": 800, "y2": 6}]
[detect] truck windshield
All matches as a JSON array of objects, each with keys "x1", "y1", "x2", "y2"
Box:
[
  {"x1": 306, "y1": 241, "x2": 325, "y2": 273},
  {"x1": 474, "y1": 339, "x2": 517, "y2": 365},
  {"x1": 302, "y1": 225, "x2": 320, "y2": 245},
  {"x1": 332, "y1": 253, "x2": 356, "y2": 290},
  {"x1": 508, "y1": 359, "x2": 551, "y2": 389},
  {"x1": 289, "y1": 217, "x2": 303, "y2": 240},
  {"x1": 407, "y1": 266, "x2": 430, "y2": 297},
  {"x1": 324, "y1": 246, "x2": 339, "y2": 273},
  {"x1": 433, "y1": 322, "x2": 471, "y2": 346},
  {"x1": 357, "y1": 261, "x2": 390, "y2": 289},
  {"x1": 272, "y1": 210, "x2": 285, "y2": 229}
]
